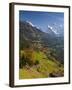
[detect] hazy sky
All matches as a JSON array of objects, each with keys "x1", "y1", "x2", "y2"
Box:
[{"x1": 19, "y1": 11, "x2": 64, "y2": 33}]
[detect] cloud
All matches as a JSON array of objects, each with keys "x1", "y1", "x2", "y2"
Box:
[{"x1": 59, "y1": 24, "x2": 63, "y2": 28}]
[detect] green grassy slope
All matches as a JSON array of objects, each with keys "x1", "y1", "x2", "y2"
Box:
[{"x1": 19, "y1": 50, "x2": 64, "y2": 79}]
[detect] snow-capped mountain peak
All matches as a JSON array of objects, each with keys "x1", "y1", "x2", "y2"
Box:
[
  {"x1": 26, "y1": 21, "x2": 41, "y2": 30},
  {"x1": 26, "y1": 21, "x2": 35, "y2": 27},
  {"x1": 47, "y1": 25, "x2": 59, "y2": 35},
  {"x1": 48, "y1": 25, "x2": 53, "y2": 30}
]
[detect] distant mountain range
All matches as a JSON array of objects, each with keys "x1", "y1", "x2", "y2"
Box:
[
  {"x1": 19, "y1": 21, "x2": 64, "y2": 63},
  {"x1": 47, "y1": 24, "x2": 64, "y2": 37},
  {"x1": 26, "y1": 21, "x2": 64, "y2": 37}
]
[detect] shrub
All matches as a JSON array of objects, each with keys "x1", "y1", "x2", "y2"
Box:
[
  {"x1": 20, "y1": 49, "x2": 36, "y2": 67},
  {"x1": 19, "y1": 55, "x2": 27, "y2": 68},
  {"x1": 34, "y1": 60, "x2": 39, "y2": 65}
]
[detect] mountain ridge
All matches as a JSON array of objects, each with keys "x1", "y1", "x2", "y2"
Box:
[{"x1": 19, "y1": 20, "x2": 64, "y2": 64}]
